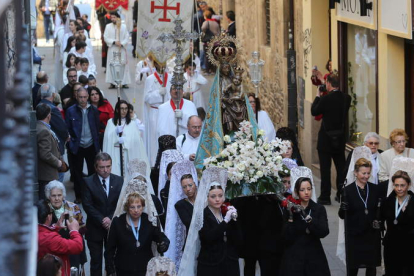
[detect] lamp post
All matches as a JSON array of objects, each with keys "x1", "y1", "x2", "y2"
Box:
[
  {"x1": 247, "y1": 51, "x2": 265, "y2": 98},
  {"x1": 109, "y1": 51, "x2": 126, "y2": 177}
]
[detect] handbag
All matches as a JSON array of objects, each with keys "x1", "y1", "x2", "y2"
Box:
[{"x1": 202, "y1": 22, "x2": 214, "y2": 43}]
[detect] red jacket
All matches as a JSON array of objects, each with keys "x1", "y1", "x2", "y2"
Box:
[
  {"x1": 98, "y1": 100, "x2": 114, "y2": 133},
  {"x1": 37, "y1": 224, "x2": 83, "y2": 276}
]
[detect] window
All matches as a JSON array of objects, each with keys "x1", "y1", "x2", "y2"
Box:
[
  {"x1": 265, "y1": 0, "x2": 271, "y2": 45},
  {"x1": 347, "y1": 25, "x2": 377, "y2": 141}
]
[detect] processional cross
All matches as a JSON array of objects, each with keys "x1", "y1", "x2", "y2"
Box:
[{"x1": 157, "y1": 17, "x2": 199, "y2": 137}]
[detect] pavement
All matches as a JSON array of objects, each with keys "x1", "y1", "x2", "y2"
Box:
[{"x1": 36, "y1": 37, "x2": 383, "y2": 276}]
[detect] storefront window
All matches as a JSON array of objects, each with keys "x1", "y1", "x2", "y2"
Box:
[{"x1": 347, "y1": 25, "x2": 377, "y2": 144}]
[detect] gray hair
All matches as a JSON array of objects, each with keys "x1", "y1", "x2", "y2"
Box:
[
  {"x1": 187, "y1": 115, "x2": 201, "y2": 126},
  {"x1": 94, "y1": 152, "x2": 112, "y2": 167},
  {"x1": 40, "y1": 83, "x2": 56, "y2": 99},
  {"x1": 364, "y1": 132, "x2": 380, "y2": 143},
  {"x1": 44, "y1": 180, "x2": 66, "y2": 199}
]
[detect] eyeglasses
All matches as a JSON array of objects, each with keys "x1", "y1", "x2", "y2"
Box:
[
  {"x1": 366, "y1": 142, "x2": 379, "y2": 146},
  {"x1": 394, "y1": 140, "x2": 406, "y2": 145},
  {"x1": 190, "y1": 126, "x2": 202, "y2": 130},
  {"x1": 68, "y1": 75, "x2": 77, "y2": 79}
]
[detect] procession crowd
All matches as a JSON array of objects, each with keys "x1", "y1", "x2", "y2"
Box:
[{"x1": 33, "y1": 2, "x2": 414, "y2": 276}]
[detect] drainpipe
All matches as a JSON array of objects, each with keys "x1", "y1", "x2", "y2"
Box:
[{"x1": 287, "y1": 0, "x2": 298, "y2": 133}]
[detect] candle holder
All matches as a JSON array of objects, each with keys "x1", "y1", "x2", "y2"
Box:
[{"x1": 247, "y1": 51, "x2": 265, "y2": 98}]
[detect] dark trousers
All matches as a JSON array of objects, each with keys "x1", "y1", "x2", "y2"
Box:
[
  {"x1": 244, "y1": 256, "x2": 281, "y2": 276},
  {"x1": 349, "y1": 267, "x2": 376, "y2": 276},
  {"x1": 73, "y1": 145, "x2": 96, "y2": 200},
  {"x1": 318, "y1": 149, "x2": 345, "y2": 200},
  {"x1": 43, "y1": 14, "x2": 51, "y2": 41},
  {"x1": 38, "y1": 180, "x2": 51, "y2": 200},
  {"x1": 87, "y1": 237, "x2": 107, "y2": 276}
]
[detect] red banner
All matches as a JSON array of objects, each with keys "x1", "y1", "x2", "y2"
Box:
[{"x1": 95, "y1": 0, "x2": 128, "y2": 11}]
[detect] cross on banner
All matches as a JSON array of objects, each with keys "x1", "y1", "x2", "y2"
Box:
[{"x1": 150, "y1": 0, "x2": 181, "y2": 22}]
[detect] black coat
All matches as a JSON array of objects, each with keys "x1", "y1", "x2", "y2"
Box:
[
  {"x1": 338, "y1": 182, "x2": 381, "y2": 268},
  {"x1": 175, "y1": 198, "x2": 193, "y2": 233},
  {"x1": 227, "y1": 22, "x2": 236, "y2": 37},
  {"x1": 82, "y1": 173, "x2": 123, "y2": 242},
  {"x1": 197, "y1": 207, "x2": 241, "y2": 276},
  {"x1": 105, "y1": 213, "x2": 169, "y2": 276},
  {"x1": 381, "y1": 191, "x2": 414, "y2": 275},
  {"x1": 279, "y1": 200, "x2": 330, "y2": 276},
  {"x1": 311, "y1": 90, "x2": 351, "y2": 153}
]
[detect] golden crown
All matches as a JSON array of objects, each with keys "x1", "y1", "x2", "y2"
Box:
[{"x1": 206, "y1": 32, "x2": 242, "y2": 67}]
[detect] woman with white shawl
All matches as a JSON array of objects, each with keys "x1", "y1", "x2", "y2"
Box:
[
  {"x1": 164, "y1": 160, "x2": 198, "y2": 269},
  {"x1": 178, "y1": 167, "x2": 241, "y2": 276}
]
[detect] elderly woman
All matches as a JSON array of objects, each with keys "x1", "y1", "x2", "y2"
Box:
[
  {"x1": 105, "y1": 192, "x2": 169, "y2": 276},
  {"x1": 379, "y1": 129, "x2": 414, "y2": 183},
  {"x1": 381, "y1": 170, "x2": 414, "y2": 275},
  {"x1": 339, "y1": 158, "x2": 382, "y2": 276},
  {"x1": 45, "y1": 180, "x2": 86, "y2": 270}
]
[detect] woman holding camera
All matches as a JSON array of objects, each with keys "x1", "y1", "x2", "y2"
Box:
[
  {"x1": 381, "y1": 170, "x2": 414, "y2": 275},
  {"x1": 279, "y1": 177, "x2": 330, "y2": 276},
  {"x1": 339, "y1": 158, "x2": 381, "y2": 276},
  {"x1": 105, "y1": 192, "x2": 169, "y2": 276}
]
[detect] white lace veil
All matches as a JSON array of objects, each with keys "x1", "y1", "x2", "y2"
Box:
[
  {"x1": 146, "y1": 256, "x2": 177, "y2": 276},
  {"x1": 113, "y1": 159, "x2": 157, "y2": 225},
  {"x1": 164, "y1": 160, "x2": 198, "y2": 269},
  {"x1": 386, "y1": 157, "x2": 414, "y2": 196},
  {"x1": 158, "y1": 150, "x2": 184, "y2": 197},
  {"x1": 336, "y1": 146, "x2": 375, "y2": 265},
  {"x1": 177, "y1": 167, "x2": 228, "y2": 276},
  {"x1": 345, "y1": 146, "x2": 373, "y2": 186},
  {"x1": 290, "y1": 166, "x2": 317, "y2": 202}
]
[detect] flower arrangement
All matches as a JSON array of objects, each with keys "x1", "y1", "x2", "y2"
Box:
[{"x1": 203, "y1": 121, "x2": 290, "y2": 199}]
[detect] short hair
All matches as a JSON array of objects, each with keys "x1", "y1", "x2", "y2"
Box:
[
  {"x1": 76, "y1": 86, "x2": 88, "y2": 95},
  {"x1": 247, "y1": 93, "x2": 261, "y2": 111},
  {"x1": 364, "y1": 132, "x2": 380, "y2": 143},
  {"x1": 75, "y1": 41, "x2": 87, "y2": 51},
  {"x1": 226, "y1": 10, "x2": 235, "y2": 21},
  {"x1": 74, "y1": 57, "x2": 81, "y2": 65},
  {"x1": 185, "y1": 61, "x2": 196, "y2": 69},
  {"x1": 76, "y1": 25, "x2": 84, "y2": 32},
  {"x1": 88, "y1": 76, "x2": 96, "y2": 83},
  {"x1": 197, "y1": 107, "x2": 206, "y2": 121},
  {"x1": 36, "y1": 103, "x2": 51, "y2": 120},
  {"x1": 293, "y1": 177, "x2": 313, "y2": 196},
  {"x1": 37, "y1": 254, "x2": 63, "y2": 276},
  {"x1": 40, "y1": 83, "x2": 56, "y2": 99},
  {"x1": 392, "y1": 170, "x2": 411, "y2": 186},
  {"x1": 35, "y1": 200, "x2": 52, "y2": 224},
  {"x1": 78, "y1": 75, "x2": 88, "y2": 85},
  {"x1": 94, "y1": 152, "x2": 112, "y2": 167},
  {"x1": 110, "y1": 11, "x2": 121, "y2": 18},
  {"x1": 180, "y1": 174, "x2": 193, "y2": 183},
  {"x1": 326, "y1": 73, "x2": 339, "y2": 88},
  {"x1": 36, "y1": 71, "x2": 48, "y2": 83},
  {"x1": 187, "y1": 115, "x2": 201, "y2": 126},
  {"x1": 354, "y1": 158, "x2": 372, "y2": 172},
  {"x1": 44, "y1": 180, "x2": 67, "y2": 200},
  {"x1": 80, "y1": 58, "x2": 89, "y2": 65},
  {"x1": 203, "y1": 10, "x2": 213, "y2": 19},
  {"x1": 389, "y1": 128, "x2": 409, "y2": 146},
  {"x1": 67, "y1": 67, "x2": 77, "y2": 77},
  {"x1": 123, "y1": 192, "x2": 146, "y2": 212}
]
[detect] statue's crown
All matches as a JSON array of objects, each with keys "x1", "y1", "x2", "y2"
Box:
[
  {"x1": 213, "y1": 45, "x2": 237, "y2": 63},
  {"x1": 234, "y1": 66, "x2": 245, "y2": 75}
]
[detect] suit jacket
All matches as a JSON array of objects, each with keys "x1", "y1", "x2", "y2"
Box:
[
  {"x1": 82, "y1": 173, "x2": 123, "y2": 242},
  {"x1": 311, "y1": 90, "x2": 351, "y2": 153},
  {"x1": 65, "y1": 104, "x2": 100, "y2": 155},
  {"x1": 227, "y1": 22, "x2": 236, "y2": 37},
  {"x1": 32, "y1": 83, "x2": 41, "y2": 108},
  {"x1": 40, "y1": 99, "x2": 69, "y2": 155},
  {"x1": 36, "y1": 121, "x2": 61, "y2": 181}
]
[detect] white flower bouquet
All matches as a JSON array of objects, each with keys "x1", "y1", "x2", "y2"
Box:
[{"x1": 203, "y1": 121, "x2": 290, "y2": 198}]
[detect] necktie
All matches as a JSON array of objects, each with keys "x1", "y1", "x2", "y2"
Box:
[{"x1": 102, "y1": 179, "x2": 107, "y2": 194}]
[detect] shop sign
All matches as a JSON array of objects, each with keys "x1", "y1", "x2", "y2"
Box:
[
  {"x1": 337, "y1": 0, "x2": 377, "y2": 30},
  {"x1": 379, "y1": 0, "x2": 412, "y2": 39}
]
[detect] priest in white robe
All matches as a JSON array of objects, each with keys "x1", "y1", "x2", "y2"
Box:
[
  {"x1": 104, "y1": 12, "x2": 131, "y2": 87},
  {"x1": 143, "y1": 69, "x2": 171, "y2": 166},
  {"x1": 103, "y1": 100, "x2": 150, "y2": 180},
  {"x1": 184, "y1": 62, "x2": 208, "y2": 110},
  {"x1": 157, "y1": 86, "x2": 198, "y2": 139},
  {"x1": 176, "y1": 115, "x2": 202, "y2": 161}
]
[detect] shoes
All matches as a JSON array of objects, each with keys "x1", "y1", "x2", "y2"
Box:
[
  {"x1": 74, "y1": 198, "x2": 82, "y2": 204},
  {"x1": 109, "y1": 84, "x2": 116, "y2": 89},
  {"x1": 122, "y1": 85, "x2": 129, "y2": 89},
  {"x1": 317, "y1": 198, "x2": 332, "y2": 205}
]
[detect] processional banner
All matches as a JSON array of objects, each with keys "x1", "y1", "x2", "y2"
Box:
[
  {"x1": 96, "y1": 0, "x2": 129, "y2": 11},
  {"x1": 136, "y1": 0, "x2": 193, "y2": 65}
]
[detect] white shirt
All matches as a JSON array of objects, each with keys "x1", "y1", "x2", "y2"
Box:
[
  {"x1": 98, "y1": 175, "x2": 110, "y2": 196},
  {"x1": 176, "y1": 132, "x2": 201, "y2": 160}
]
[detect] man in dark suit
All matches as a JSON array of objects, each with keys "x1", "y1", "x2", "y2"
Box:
[
  {"x1": 226, "y1": 10, "x2": 236, "y2": 37},
  {"x1": 311, "y1": 73, "x2": 351, "y2": 205},
  {"x1": 65, "y1": 87, "x2": 100, "y2": 203},
  {"x1": 36, "y1": 103, "x2": 62, "y2": 199},
  {"x1": 82, "y1": 152, "x2": 123, "y2": 276}
]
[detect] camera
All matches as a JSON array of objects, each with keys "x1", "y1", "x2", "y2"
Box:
[{"x1": 318, "y1": 84, "x2": 327, "y2": 93}]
